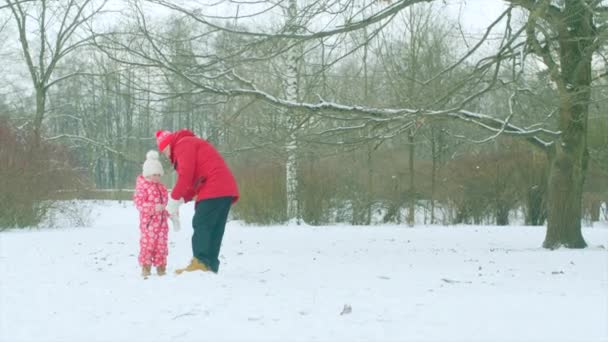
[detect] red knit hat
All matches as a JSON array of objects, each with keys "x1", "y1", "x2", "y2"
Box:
[{"x1": 156, "y1": 130, "x2": 173, "y2": 152}]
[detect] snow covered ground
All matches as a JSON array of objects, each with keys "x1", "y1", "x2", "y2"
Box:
[{"x1": 1, "y1": 201, "x2": 607, "y2": 342}]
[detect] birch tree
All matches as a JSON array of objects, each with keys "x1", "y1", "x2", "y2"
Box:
[{"x1": 283, "y1": 0, "x2": 302, "y2": 222}]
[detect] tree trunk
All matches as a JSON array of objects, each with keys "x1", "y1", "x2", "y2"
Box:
[
  {"x1": 496, "y1": 202, "x2": 509, "y2": 226},
  {"x1": 33, "y1": 86, "x2": 46, "y2": 147},
  {"x1": 525, "y1": 185, "x2": 546, "y2": 226},
  {"x1": 407, "y1": 130, "x2": 415, "y2": 227},
  {"x1": 366, "y1": 145, "x2": 373, "y2": 225},
  {"x1": 284, "y1": 0, "x2": 300, "y2": 223},
  {"x1": 363, "y1": 31, "x2": 372, "y2": 226},
  {"x1": 543, "y1": 0, "x2": 592, "y2": 249},
  {"x1": 544, "y1": 145, "x2": 587, "y2": 248},
  {"x1": 286, "y1": 136, "x2": 298, "y2": 221},
  {"x1": 430, "y1": 131, "x2": 436, "y2": 225}
]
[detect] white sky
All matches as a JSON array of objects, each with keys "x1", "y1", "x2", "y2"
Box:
[{"x1": 445, "y1": 0, "x2": 510, "y2": 35}]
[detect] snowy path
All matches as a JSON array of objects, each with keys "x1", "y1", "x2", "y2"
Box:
[{"x1": 1, "y1": 201, "x2": 607, "y2": 342}]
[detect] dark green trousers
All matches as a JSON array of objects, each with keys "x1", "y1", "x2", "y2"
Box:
[{"x1": 192, "y1": 196, "x2": 233, "y2": 273}]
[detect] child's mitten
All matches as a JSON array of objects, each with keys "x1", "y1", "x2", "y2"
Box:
[{"x1": 170, "y1": 215, "x2": 181, "y2": 232}]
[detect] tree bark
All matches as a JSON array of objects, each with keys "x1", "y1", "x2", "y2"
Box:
[
  {"x1": 430, "y1": 129, "x2": 436, "y2": 225},
  {"x1": 284, "y1": 0, "x2": 300, "y2": 223},
  {"x1": 366, "y1": 145, "x2": 373, "y2": 225},
  {"x1": 33, "y1": 86, "x2": 46, "y2": 147},
  {"x1": 543, "y1": 0, "x2": 592, "y2": 249},
  {"x1": 407, "y1": 129, "x2": 415, "y2": 227},
  {"x1": 544, "y1": 144, "x2": 587, "y2": 248}
]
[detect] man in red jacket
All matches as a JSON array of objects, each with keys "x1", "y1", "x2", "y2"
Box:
[{"x1": 156, "y1": 129, "x2": 239, "y2": 274}]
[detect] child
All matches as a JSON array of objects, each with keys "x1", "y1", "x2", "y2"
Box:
[{"x1": 133, "y1": 150, "x2": 170, "y2": 277}]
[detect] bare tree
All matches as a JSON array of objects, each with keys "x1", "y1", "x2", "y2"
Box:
[
  {"x1": 5, "y1": 0, "x2": 108, "y2": 145},
  {"x1": 504, "y1": 0, "x2": 608, "y2": 248}
]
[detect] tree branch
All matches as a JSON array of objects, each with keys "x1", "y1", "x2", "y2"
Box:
[{"x1": 147, "y1": 0, "x2": 433, "y2": 41}]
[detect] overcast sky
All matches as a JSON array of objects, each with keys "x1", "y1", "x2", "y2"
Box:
[{"x1": 0, "y1": 0, "x2": 515, "y2": 98}]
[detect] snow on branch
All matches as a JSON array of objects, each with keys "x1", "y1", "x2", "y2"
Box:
[{"x1": 224, "y1": 82, "x2": 558, "y2": 150}]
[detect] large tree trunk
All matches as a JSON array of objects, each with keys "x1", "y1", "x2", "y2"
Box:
[
  {"x1": 544, "y1": 144, "x2": 587, "y2": 248},
  {"x1": 543, "y1": 0, "x2": 592, "y2": 249}
]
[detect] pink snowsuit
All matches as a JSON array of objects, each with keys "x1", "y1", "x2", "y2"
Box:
[{"x1": 133, "y1": 175, "x2": 169, "y2": 267}]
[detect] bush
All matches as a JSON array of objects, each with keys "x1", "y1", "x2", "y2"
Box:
[
  {"x1": 438, "y1": 142, "x2": 524, "y2": 225},
  {"x1": 230, "y1": 157, "x2": 286, "y2": 224},
  {"x1": 0, "y1": 117, "x2": 86, "y2": 228}
]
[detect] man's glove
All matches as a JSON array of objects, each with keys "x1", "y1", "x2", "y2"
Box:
[{"x1": 166, "y1": 197, "x2": 184, "y2": 217}]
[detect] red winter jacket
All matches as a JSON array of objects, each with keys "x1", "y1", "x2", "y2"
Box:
[{"x1": 168, "y1": 130, "x2": 239, "y2": 204}]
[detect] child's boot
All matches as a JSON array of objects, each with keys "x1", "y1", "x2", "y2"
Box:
[
  {"x1": 157, "y1": 265, "x2": 166, "y2": 276},
  {"x1": 142, "y1": 265, "x2": 152, "y2": 278}
]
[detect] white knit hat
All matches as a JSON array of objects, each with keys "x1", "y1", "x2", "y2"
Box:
[{"x1": 142, "y1": 150, "x2": 164, "y2": 177}]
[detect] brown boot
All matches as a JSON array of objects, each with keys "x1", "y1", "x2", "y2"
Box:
[
  {"x1": 175, "y1": 258, "x2": 210, "y2": 275},
  {"x1": 157, "y1": 265, "x2": 166, "y2": 276},
  {"x1": 142, "y1": 265, "x2": 151, "y2": 278}
]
